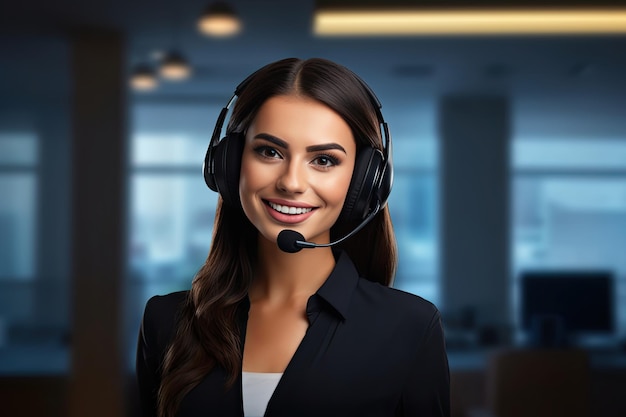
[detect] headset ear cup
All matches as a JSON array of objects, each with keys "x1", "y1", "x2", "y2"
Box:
[
  {"x1": 204, "y1": 140, "x2": 219, "y2": 192},
  {"x1": 204, "y1": 162, "x2": 217, "y2": 193},
  {"x1": 377, "y1": 157, "x2": 393, "y2": 209},
  {"x1": 212, "y1": 132, "x2": 245, "y2": 208},
  {"x1": 340, "y1": 148, "x2": 384, "y2": 221}
]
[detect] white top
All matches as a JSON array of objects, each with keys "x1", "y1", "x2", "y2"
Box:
[{"x1": 242, "y1": 371, "x2": 283, "y2": 417}]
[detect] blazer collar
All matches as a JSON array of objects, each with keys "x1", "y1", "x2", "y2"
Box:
[
  {"x1": 238, "y1": 250, "x2": 361, "y2": 324},
  {"x1": 307, "y1": 250, "x2": 360, "y2": 321}
]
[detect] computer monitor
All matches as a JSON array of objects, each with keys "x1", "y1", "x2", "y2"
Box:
[{"x1": 521, "y1": 270, "x2": 615, "y2": 341}]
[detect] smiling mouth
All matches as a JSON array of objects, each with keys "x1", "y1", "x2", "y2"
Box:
[{"x1": 266, "y1": 201, "x2": 314, "y2": 215}]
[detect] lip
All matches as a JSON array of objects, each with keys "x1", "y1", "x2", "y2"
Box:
[
  {"x1": 265, "y1": 198, "x2": 315, "y2": 209},
  {"x1": 263, "y1": 199, "x2": 317, "y2": 224}
]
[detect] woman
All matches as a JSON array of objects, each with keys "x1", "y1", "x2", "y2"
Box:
[{"x1": 137, "y1": 57, "x2": 449, "y2": 417}]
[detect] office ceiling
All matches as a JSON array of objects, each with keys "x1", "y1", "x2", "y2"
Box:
[{"x1": 2, "y1": 0, "x2": 626, "y2": 138}]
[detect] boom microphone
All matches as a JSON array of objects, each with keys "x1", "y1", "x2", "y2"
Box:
[
  {"x1": 276, "y1": 230, "x2": 312, "y2": 253},
  {"x1": 276, "y1": 203, "x2": 381, "y2": 253}
]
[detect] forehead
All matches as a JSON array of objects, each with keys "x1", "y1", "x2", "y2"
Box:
[{"x1": 247, "y1": 95, "x2": 356, "y2": 150}]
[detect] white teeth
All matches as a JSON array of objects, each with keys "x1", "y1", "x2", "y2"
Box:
[{"x1": 268, "y1": 202, "x2": 313, "y2": 215}]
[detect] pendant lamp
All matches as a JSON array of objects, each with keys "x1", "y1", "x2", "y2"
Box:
[
  {"x1": 198, "y1": 2, "x2": 242, "y2": 36},
  {"x1": 160, "y1": 50, "x2": 192, "y2": 80},
  {"x1": 130, "y1": 64, "x2": 158, "y2": 91}
]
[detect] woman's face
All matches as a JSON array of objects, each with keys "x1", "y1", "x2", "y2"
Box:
[{"x1": 239, "y1": 94, "x2": 357, "y2": 247}]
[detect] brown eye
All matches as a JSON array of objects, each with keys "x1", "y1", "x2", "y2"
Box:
[
  {"x1": 312, "y1": 154, "x2": 339, "y2": 168},
  {"x1": 254, "y1": 146, "x2": 282, "y2": 159}
]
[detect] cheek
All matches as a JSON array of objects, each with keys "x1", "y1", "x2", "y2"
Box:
[
  {"x1": 335, "y1": 176, "x2": 353, "y2": 207},
  {"x1": 238, "y1": 154, "x2": 261, "y2": 213},
  {"x1": 320, "y1": 166, "x2": 355, "y2": 210},
  {"x1": 239, "y1": 156, "x2": 253, "y2": 193},
  {"x1": 239, "y1": 152, "x2": 267, "y2": 191}
]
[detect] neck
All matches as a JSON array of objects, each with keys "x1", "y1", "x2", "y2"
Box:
[{"x1": 248, "y1": 236, "x2": 336, "y2": 305}]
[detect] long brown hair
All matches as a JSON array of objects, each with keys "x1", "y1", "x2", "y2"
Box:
[{"x1": 157, "y1": 58, "x2": 397, "y2": 417}]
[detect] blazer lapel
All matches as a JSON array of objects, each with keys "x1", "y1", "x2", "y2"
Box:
[{"x1": 263, "y1": 306, "x2": 340, "y2": 417}]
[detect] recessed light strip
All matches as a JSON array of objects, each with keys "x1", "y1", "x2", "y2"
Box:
[{"x1": 314, "y1": 9, "x2": 626, "y2": 35}]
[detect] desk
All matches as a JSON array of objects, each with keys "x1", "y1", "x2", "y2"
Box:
[{"x1": 448, "y1": 348, "x2": 626, "y2": 417}]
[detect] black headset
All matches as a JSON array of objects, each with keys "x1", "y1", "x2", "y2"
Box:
[{"x1": 203, "y1": 65, "x2": 393, "y2": 223}]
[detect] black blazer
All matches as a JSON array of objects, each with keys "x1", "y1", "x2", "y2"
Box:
[{"x1": 136, "y1": 251, "x2": 450, "y2": 417}]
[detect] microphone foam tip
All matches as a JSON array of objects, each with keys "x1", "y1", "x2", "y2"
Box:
[{"x1": 277, "y1": 229, "x2": 304, "y2": 253}]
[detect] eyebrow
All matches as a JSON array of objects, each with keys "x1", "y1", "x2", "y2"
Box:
[{"x1": 253, "y1": 133, "x2": 347, "y2": 154}]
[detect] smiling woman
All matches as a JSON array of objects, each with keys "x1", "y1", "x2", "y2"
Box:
[{"x1": 136, "y1": 57, "x2": 450, "y2": 417}]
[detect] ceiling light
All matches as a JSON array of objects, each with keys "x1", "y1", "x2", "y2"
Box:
[
  {"x1": 198, "y1": 2, "x2": 242, "y2": 37},
  {"x1": 314, "y1": 9, "x2": 626, "y2": 36},
  {"x1": 160, "y1": 51, "x2": 192, "y2": 81},
  {"x1": 130, "y1": 64, "x2": 158, "y2": 91}
]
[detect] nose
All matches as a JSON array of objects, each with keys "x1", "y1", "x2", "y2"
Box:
[{"x1": 276, "y1": 160, "x2": 307, "y2": 194}]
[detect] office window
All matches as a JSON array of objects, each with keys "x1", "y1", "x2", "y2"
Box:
[
  {"x1": 512, "y1": 138, "x2": 626, "y2": 342},
  {"x1": 127, "y1": 104, "x2": 221, "y2": 364},
  {"x1": 0, "y1": 129, "x2": 70, "y2": 374},
  {"x1": 0, "y1": 132, "x2": 41, "y2": 372},
  {"x1": 389, "y1": 139, "x2": 439, "y2": 304},
  {"x1": 0, "y1": 133, "x2": 38, "y2": 280},
  {"x1": 129, "y1": 172, "x2": 218, "y2": 296},
  {"x1": 1, "y1": 36, "x2": 72, "y2": 375}
]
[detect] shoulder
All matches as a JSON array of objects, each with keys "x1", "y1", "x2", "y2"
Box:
[
  {"x1": 141, "y1": 290, "x2": 189, "y2": 353},
  {"x1": 144, "y1": 290, "x2": 188, "y2": 318},
  {"x1": 354, "y1": 278, "x2": 441, "y2": 331}
]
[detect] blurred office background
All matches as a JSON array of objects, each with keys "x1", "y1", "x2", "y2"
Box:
[{"x1": 1, "y1": 0, "x2": 626, "y2": 416}]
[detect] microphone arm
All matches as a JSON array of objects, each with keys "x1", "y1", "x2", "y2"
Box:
[{"x1": 295, "y1": 202, "x2": 381, "y2": 249}]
